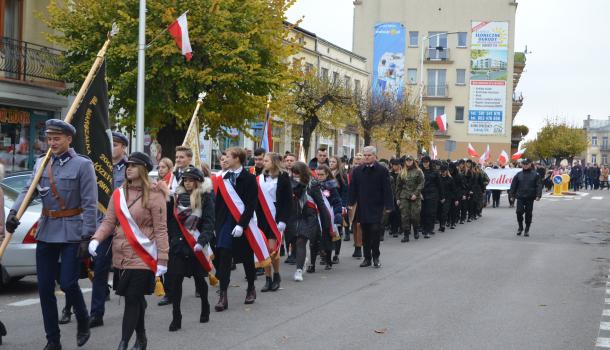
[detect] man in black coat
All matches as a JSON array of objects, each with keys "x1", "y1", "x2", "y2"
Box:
[
  {"x1": 214, "y1": 147, "x2": 260, "y2": 310},
  {"x1": 509, "y1": 159, "x2": 543, "y2": 237},
  {"x1": 348, "y1": 146, "x2": 393, "y2": 268}
]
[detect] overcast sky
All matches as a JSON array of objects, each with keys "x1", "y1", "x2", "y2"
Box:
[{"x1": 286, "y1": 0, "x2": 610, "y2": 139}]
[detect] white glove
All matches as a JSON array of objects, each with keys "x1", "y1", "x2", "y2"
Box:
[
  {"x1": 277, "y1": 222, "x2": 286, "y2": 233},
  {"x1": 88, "y1": 239, "x2": 99, "y2": 257},
  {"x1": 156, "y1": 265, "x2": 167, "y2": 277},
  {"x1": 231, "y1": 225, "x2": 244, "y2": 238},
  {"x1": 194, "y1": 243, "x2": 204, "y2": 252}
]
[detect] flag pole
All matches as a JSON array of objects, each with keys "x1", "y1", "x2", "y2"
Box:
[
  {"x1": 173, "y1": 92, "x2": 206, "y2": 171},
  {"x1": 135, "y1": 0, "x2": 146, "y2": 152},
  {"x1": 0, "y1": 25, "x2": 119, "y2": 259}
]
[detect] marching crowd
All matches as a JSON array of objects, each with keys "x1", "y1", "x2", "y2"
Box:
[{"x1": 1, "y1": 119, "x2": 543, "y2": 350}]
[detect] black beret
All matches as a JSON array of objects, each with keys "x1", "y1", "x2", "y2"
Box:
[
  {"x1": 45, "y1": 119, "x2": 76, "y2": 136},
  {"x1": 421, "y1": 155, "x2": 431, "y2": 162},
  {"x1": 181, "y1": 167, "x2": 204, "y2": 182},
  {"x1": 127, "y1": 152, "x2": 153, "y2": 172}
]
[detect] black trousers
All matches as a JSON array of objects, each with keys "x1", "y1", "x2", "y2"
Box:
[
  {"x1": 459, "y1": 198, "x2": 468, "y2": 222},
  {"x1": 492, "y1": 190, "x2": 502, "y2": 207},
  {"x1": 439, "y1": 200, "x2": 451, "y2": 228},
  {"x1": 516, "y1": 198, "x2": 535, "y2": 227},
  {"x1": 360, "y1": 223, "x2": 382, "y2": 260},
  {"x1": 389, "y1": 204, "x2": 401, "y2": 234},
  {"x1": 449, "y1": 201, "x2": 459, "y2": 226},
  {"x1": 421, "y1": 197, "x2": 438, "y2": 233},
  {"x1": 216, "y1": 248, "x2": 256, "y2": 291}
]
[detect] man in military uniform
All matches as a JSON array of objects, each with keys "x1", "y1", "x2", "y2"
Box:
[
  {"x1": 396, "y1": 155, "x2": 424, "y2": 242},
  {"x1": 5, "y1": 119, "x2": 96, "y2": 350},
  {"x1": 388, "y1": 158, "x2": 402, "y2": 238},
  {"x1": 86, "y1": 131, "x2": 129, "y2": 328}
]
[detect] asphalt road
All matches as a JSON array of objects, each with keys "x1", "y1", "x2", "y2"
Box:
[{"x1": 1, "y1": 191, "x2": 609, "y2": 350}]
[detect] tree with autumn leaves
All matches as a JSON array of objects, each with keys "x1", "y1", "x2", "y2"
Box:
[
  {"x1": 42, "y1": 0, "x2": 299, "y2": 158},
  {"x1": 522, "y1": 119, "x2": 587, "y2": 165}
]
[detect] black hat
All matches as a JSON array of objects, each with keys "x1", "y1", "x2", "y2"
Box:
[
  {"x1": 440, "y1": 164, "x2": 448, "y2": 172},
  {"x1": 127, "y1": 152, "x2": 153, "y2": 172},
  {"x1": 421, "y1": 155, "x2": 431, "y2": 162},
  {"x1": 45, "y1": 119, "x2": 76, "y2": 136},
  {"x1": 181, "y1": 167, "x2": 204, "y2": 182},
  {"x1": 390, "y1": 158, "x2": 401, "y2": 166},
  {"x1": 112, "y1": 131, "x2": 129, "y2": 146},
  {"x1": 521, "y1": 158, "x2": 532, "y2": 164}
]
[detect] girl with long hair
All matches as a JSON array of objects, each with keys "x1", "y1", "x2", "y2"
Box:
[
  {"x1": 256, "y1": 152, "x2": 292, "y2": 292},
  {"x1": 286, "y1": 162, "x2": 331, "y2": 281},
  {"x1": 329, "y1": 156, "x2": 348, "y2": 262},
  {"x1": 89, "y1": 152, "x2": 169, "y2": 350},
  {"x1": 312, "y1": 164, "x2": 343, "y2": 271}
]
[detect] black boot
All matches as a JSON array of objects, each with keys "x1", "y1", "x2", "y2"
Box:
[
  {"x1": 59, "y1": 306, "x2": 72, "y2": 325},
  {"x1": 439, "y1": 226, "x2": 445, "y2": 232},
  {"x1": 413, "y1": 227, "x2": 420, "y2": 240},
  {"x1": 200, "y1": 300, "x2": 210, "y2": 323},
  {"x1": 169, "y1": 311, "x2": 181, "y2": 332},
  {"x1": 76, "y1": 317, "x2": 91, "y2": 347},
  {"x1": 261, "y1": 276, "x2": 273, "y2": 292},
  {"x1": 343, "y1": 231, "x2": 351, "y2": 241},
  {"x1": 524, "y1": 224, "x2": 530, "y2": 237},
  {"x1": 43, "y1": 342, "x2": 62, "y2": 350},
  {"x1": 401, "y1": 231, "x2": 410, "y2": 243},
  {"x1": 131, "y1": 331, "x2": 147, "y2": 350},
  {"x1": 352, "y1": 247, "x2": 362, "y2": 258},
  {"x1": 116, "y1": 340, "x2": 127, "y2": 350},
  {"x1": 517, "y1": 222, "x2": 523, "y2": 236},
  {"x1": 270, "y1": 273, "x2": 281, "y2": 291}
]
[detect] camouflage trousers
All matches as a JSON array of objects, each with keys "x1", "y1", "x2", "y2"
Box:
[{"x1": 399, "y1": 199, "x2": 421, "y2": 232}]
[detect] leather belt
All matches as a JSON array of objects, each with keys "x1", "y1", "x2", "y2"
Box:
[{"x1": 42, "y1": 208, "x2": 83, "y2": 218}]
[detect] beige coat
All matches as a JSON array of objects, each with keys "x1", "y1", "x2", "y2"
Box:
[{"x1": 93, "y1": 185, "x2": 169, "y2": 270}]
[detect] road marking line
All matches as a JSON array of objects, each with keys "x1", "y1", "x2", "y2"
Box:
[
  {"x1": 605, "y1": 289, "x2": 610, "y2": 295},
  {"x1": 605, "y1": 298, "x2": 610, "y2": 304},
  {"x1": 597, "y1": 337, "x2": 610, "y2": 348},
  {"x1": 603, "y1": 310, "x2": 610, "y2": 317},
  {"x1": 602, "y1": 322, "x2": 610, "y2": 331},
  {"x1": 8, "y1": 288, "x2": 93, "y2": 307},
  {"x1": 592, "y1": 196, "x2": 604, "y2": 200}
]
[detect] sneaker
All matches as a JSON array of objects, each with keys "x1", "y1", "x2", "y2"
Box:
[{"x1": 294, "y1": 269, "x2": 303, "y2": 282}]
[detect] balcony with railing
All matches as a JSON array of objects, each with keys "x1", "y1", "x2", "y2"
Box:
[
  {"x1": 512, "y1": 91, "x2": 524, "y2": 119},
  {"x1": 424, "y1": 47, "x2": 452, "y2": 63},
  {"x1": 423, "y1": 84, "x2": 450, "y2": 100},
  {"x1": 0, "y1": 37, "x2": 64, "y2": 88}
]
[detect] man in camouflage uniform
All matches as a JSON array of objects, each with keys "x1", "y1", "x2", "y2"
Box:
[{"x1": 396, "y1": 155, "x2": 424, "y2": 242}]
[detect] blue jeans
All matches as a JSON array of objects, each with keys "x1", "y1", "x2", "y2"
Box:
[
  {"x1": 90, "y1": 237, "x2": 112, "y2": 318},
  {"x1": 36, "y1": 242, "x2": 89, "y2": 343}
]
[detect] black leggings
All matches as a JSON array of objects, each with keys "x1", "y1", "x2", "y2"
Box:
[
  {"x1": 295, "y1": 238, "x2": 308, "y2": 270},
  {"x1": 309, "y1": 235, "x2": 331, "y2": 266},
  {"x1": 169, "y1": 272, "x2": 209, "y2": 318},
  {"x1": 122, "y1": 295, "x2": 146, "y2": 342},
  {"x1": 217, "y1": 248, "x2": 255, "y2": 291}
]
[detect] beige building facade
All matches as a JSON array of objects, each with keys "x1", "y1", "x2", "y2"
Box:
[
  {"x1": 583, "y1": 115, "x2": 610, "y2": 166},
  {"x1": 353, "y1": 0, "x2": 520, "y2": 160}
]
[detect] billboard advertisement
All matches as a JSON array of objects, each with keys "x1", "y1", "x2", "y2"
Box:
[
  {"x1": 468, "y1": 21, "x2": 509, "y2": 135},
  {"x1": 372, "y1": 23, "x2": 406, "y2": 97}
]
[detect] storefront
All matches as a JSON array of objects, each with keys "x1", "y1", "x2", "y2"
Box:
[{"x1": 0, "y1": 106, "x2": 55, "y2": 173}]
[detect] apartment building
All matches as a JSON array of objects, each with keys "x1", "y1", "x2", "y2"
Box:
[{"x1": 353, "y1": 0, "x2": 524, "y2": 159}]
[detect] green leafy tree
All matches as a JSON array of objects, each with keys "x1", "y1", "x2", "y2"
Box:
[
  {"x1": 524, "y1": 119, "x2": 587, "y2": 165},
  {"x1": 42, "y1": 0, "x2": 298, "y2": 158},
  {"x1": 282, "y1": 68, "x2": 354, "y2": 159}
]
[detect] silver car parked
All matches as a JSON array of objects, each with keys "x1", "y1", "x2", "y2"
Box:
[{"x1": 1, "y1": 172, "x2": 40, "y2": 286}]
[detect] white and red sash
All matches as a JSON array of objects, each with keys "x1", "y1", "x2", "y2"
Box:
[
  {"x1": 257, "y1": 175, "x2": 282, "y2": 254},
  {"x1": 173, "y1": 207, "x2": 214, "y2": 272},
  {"x1": 217, "y1": 177, "x2": 270, "y2": 265},
  {"x1": 163, "y1": 172, "x2": 178, "y2": 195},
  {"x1": 113, "y1": 188, "x2": 158, "y2": 272},
  {"x1": 321, "y1": 190, "x2": 340, "y2": 241}
]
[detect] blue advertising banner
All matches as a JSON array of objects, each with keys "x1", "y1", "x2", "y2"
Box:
[{"x1": 372, "y1": 23, "x2": 406, "y2": 97}]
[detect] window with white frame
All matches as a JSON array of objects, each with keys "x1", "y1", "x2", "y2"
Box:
[
  {"x1": 409, "y1": 31, "x2": 419, "y2": 47},
  {"x1": 344, "y1": 75, "x2": 351, "y2": 90},
  {"x1": 456, "y1": 69, "x2": 466, "y2": 85},
  {"x1": 592, "y1": 136, "x2": 598, "y2": 146},
  {"x1": 407, "y1": 69, "x2": 417, "y2": 85},
  {"x1": 457, "y1": 32, "x2": 467, "y2": 47},
  {"x1": 427, "y1": 106, "x2": 445, "y2": 122},
  {"x1": 455, "y1": 106, "x2": 464, "y2": 122},
  {"x1": 321, "y1": 68, "x2": 329, "y2": 79},
  {"x1": 427, "y1": 69, "x2": 447, "y2": 96},
  {"x1": 592, "y1": 154, "x2": 597, "y2": 164}
]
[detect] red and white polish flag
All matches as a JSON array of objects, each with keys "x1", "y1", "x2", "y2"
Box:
[
  {"x1": 467, "y1": 143, "x2": 480, "y2": 158},
  {"x1": 435, "y1": 114, "x2": 447, "y2": 133},
  {"x1": 498, "y1": 150, "x2": 509, "y2": 166},
  {"x1": 511, "y1": 148, "x2": 526, "y2": 161},
  {"x1": 479, "y1": 144, "x2": 490, "y2": 165},
  {"x1": 168, "y1": 12, "x2": 193, "y2": 62}
]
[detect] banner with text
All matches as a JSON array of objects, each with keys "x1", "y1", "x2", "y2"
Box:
[
  {"x1": 372, "y1": 23, "x2": 406, "y2": 97},
  {"x1": 484, "y1": 168, "x2": 521, "y2": 190},
  {"x1": 469, "y1": 21, "x2": 509, "y2": 135}
]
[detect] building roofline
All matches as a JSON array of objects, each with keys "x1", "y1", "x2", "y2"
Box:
[{"x1": 284, "y1": 21, "x2": 367, "y2": 62}]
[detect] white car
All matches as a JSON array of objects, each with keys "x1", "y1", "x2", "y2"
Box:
[{"x1": 1, "y1": 172, "x2": 40, "y2": 286}]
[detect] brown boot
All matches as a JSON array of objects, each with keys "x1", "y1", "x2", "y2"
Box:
[
  {"x1": 244, "y1": 288, "x2": 256, "y2": 304},
  {"x1": 215, "y1": 290, "x2": 228, "y2": 312}
]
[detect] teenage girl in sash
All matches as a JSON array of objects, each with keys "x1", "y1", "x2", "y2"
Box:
[
  {"x1": 312, "y1": 164, "x2": 343, "y2": 271},
  {"x1": 167, "y1": 167, "x2": 215, "y2": 331},
  {"x1": 89, "y1": 152, "x2": 169, "y2": 350},
  {"x1": 256, "y1": 152, "x2": 291, "y2": 292}
]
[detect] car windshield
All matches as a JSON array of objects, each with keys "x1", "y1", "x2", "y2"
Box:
[{"x1": 1, "y1": 174, "x2": 41, "y2": 207}]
